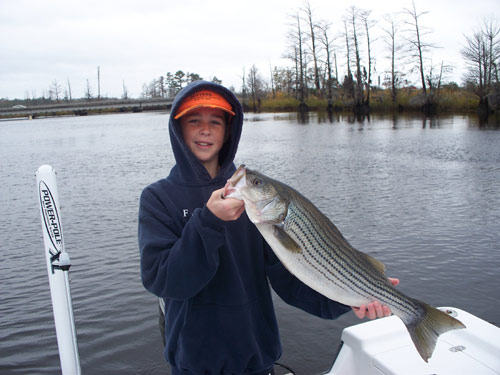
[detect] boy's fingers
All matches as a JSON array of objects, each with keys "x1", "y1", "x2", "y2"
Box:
[
  {"x1": 383, "y1": 305, "x2": 392, "y2": 317},
  {"x1": 366, "y1": 303, "x2": 376, "y2": 319},
  {"x1": 352, "y1": 305, "x2": 366, "y2": 319},
  {"x1": 373, "y1": 301, "x2": 384, "y2": 318},
  {"x1": 353, "y1": 302, "x2": 393, "y2": 320},
  {"x1": 389, "y1": 277, "x2": 400, "y2": 286}
]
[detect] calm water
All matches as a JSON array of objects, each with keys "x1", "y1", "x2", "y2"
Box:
[{"x1": 1, "y1": 111, "x2": 499, "y2": 375}]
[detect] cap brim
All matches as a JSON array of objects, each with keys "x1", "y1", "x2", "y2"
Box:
[{"x1": 174, "y1": 104, "x2": 236, "y2": 120}]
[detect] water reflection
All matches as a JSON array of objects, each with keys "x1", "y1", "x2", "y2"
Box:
[
  {"x1": 245, "y1": 110, "x2": 500, "y2": 130},
  {"x1": 471, "y1": 113, "x2": 500, "y2": 129}
]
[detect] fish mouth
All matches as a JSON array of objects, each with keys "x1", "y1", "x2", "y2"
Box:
[
  {"x1": 229, "y1": 164, "x2": 246, "y2": 186},
  {"x1": 222, "y1": 164, "x2": 246, "y2": 199}
]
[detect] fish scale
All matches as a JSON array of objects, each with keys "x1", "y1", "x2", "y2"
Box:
[
  {"x1": 287, "y1": 205, "x2": 354, "y2": 291},
  {"x1": 287, "y1": 200, "x2": 386, "y2": 301},
  {"x1": 225, "y1": 165, "x2": 466, "y2": 362},
  {"x1": 286, "y1": 196, "x2": 420, "y2": 319}
]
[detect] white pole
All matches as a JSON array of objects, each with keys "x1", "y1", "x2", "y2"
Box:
[{"x1": 36, "y1": 165, "x2": 81, "y2": 375}]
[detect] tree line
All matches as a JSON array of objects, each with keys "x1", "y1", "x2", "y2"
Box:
[
  {"x1": 140, "y1": 2, "x2": 499, "y2": 115},
  {"x1": 5, "y1": 1, "x2": 499, "y2": 115},
  {"x1": 462, "y1": 19, "x2": 500, "y2": 114},
  {"x1": 264, "y1": 1, "x2": 499, "y2": 114},
  {"x1": 140, "y1": 72, "x2": 222, "y2": 99}
]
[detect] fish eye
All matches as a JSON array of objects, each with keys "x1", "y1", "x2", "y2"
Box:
[{"x1": 253, "y1": 178, "x2": 262, "y2": 186}]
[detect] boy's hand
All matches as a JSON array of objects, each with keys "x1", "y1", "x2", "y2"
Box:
[
  {"x1": 207, "y1": 187, "x2": 245, "y2": 221},
  {"x1": 352, "y1": 278, "x2": 400, "y2": 320}
]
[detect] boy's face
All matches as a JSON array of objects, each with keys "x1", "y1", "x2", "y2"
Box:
[{"x1": 180, "y1": 107, "x2": 227, "y2": 169}]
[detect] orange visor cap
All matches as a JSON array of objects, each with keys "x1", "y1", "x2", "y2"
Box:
[{"x1": 174, "y1": 90, "x2": 235, "y2": 119}]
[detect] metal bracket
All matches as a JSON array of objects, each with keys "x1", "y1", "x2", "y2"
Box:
[{"x1": 50, "y1": 251, "x2": 71, "y2": 272}]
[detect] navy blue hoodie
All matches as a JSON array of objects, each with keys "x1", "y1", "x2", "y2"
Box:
[{"x1": 138, "y1": 81, "x2": 350, "y2": 375}]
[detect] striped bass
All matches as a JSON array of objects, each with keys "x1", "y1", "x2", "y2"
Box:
[{"x1": 224, "y1": 165, "x2": 465, "y2": 362}]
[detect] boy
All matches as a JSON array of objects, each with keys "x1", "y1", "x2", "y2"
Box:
[{"x1": 139, "y1": 81, "x2": 397, "y2": 375}]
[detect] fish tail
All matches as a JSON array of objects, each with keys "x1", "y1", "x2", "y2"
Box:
[{"x1": 405, "y1": 300, "x2": 466, "y2": 362}]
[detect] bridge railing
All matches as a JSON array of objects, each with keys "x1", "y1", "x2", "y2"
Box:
[{"x1": 0, "y1": 98, "x2": 173, "y2": 117}]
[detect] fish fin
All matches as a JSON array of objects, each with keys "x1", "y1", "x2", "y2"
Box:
[
  {"x1": 405, "y1": 301, "x2": 466, "y2": 362},
  {"x1": 273, "y1": 225, "x2": 302, "y2": 253},
  {"x1": 356, "y1": 251, "x2": 387, "y2": 275}
]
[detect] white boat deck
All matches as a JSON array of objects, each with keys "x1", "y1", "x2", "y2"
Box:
[{"x1": 326, "y1": 307, "x2": 500, "y2": 375}]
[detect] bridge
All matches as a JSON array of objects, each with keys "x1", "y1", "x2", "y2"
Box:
[{"x1": 0, "y1": 98, "x2": 173, "y2": 119}]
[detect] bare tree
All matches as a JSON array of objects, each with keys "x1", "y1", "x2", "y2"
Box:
[
  {"x1": 141, "y1": 78, "x2": 164, "y2": 99},
  {"x1": 289, "y1": 47, "x2": 298, "y2": 97},
  {"x1": 24, "y1": 90, "x2": 31, "y2": 102},
  {"x1": 97, "y1": 66, "x2": 101, "y2": 99},
  {"x1": 50, "y1": 79, "x2": 61, "y2": 102},
  {"x1": 140, "y1": 83, "x2": 148, "y2": 99},
  {"x1": 158, "y1": 76, "x2": 165, "y2": 97},
  {"x1": 343, "y1": 20, "x2": 352, "y2": 80},
  {"x1": 426, "y1": 61, "x2": 450, "y2": 98},
  {"x1": 403, "y1": 1, "x2": 436, "y2": 95},
  {"x1": 483, "y1": 19, "x2": 500, "y2": 87},
  {"x1": 285, "y1": 12, "x2": 307, "y2": 108},
  {"x1": 272, "y1": 66, "x2": 295, "y2": 97},
  {"x1": 333, "y1": 51, "x2": 339, "y2": 84},
  {"x1": 347, "y1": 6, "x2": 364, "y2": 107},
  {"x1": 295, "y1": 13, "x2": 306, "y2": 107},
  {"x1": 361, "y1": 10, "x2": 375, "y2": 105},
  {"x1": 85, "y1": 79, "x2": 93, "y2": 100},
  {"x1": 318, "y1": 20, "x2": 336, "y2": 110},
  {"x1": 344, "y1": 6, "x2": 370, "y2": 111},
  {"x1": 239, "y1": 67, "x2": 249, "y2": 110},
  {"x1": 462, "y1": 18, "x2": 500, "y2": 111},
  {"x1": 382, "y1": 13, "x2": 404, "y2": 104},
  {"x1": 66, "y1": 78, "x2": 72, "y2": 101},
  {"x1": 342, "y1": 20, "x2": 355, "y2": 101},
  {"x1": 269, "y1": 62, "x2": 276, "y2": 99},
  {"x1": 303, "y1": 2, "x2": 321, "y2": 96},
  {"x1": 122, "y1": 80, "x2": 129, "y2": 99},
  {"x1": 247, "y1": 65, "x2": 264, "y2": 112}
]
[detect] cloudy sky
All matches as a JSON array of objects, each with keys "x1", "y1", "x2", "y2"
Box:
[{"x1": 1, "y1": 0, "x2": 498, "y2": 100}]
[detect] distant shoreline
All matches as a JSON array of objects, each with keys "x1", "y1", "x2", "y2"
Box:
[{"x1": 1, "y1": 87, "x2": 497, "y2": 121}]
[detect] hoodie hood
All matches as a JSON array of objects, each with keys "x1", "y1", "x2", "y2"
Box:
[{"x1": 168, "y1": 80, "x2": 243, "y2": 186}]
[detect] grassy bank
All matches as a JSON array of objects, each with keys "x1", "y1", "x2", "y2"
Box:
[
  {"x1": 255, "y1": 88, "x2": 480, "y2": 113},
  {"x1": 0, "y1": 89, "x2": 485, "y2": 120}
]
